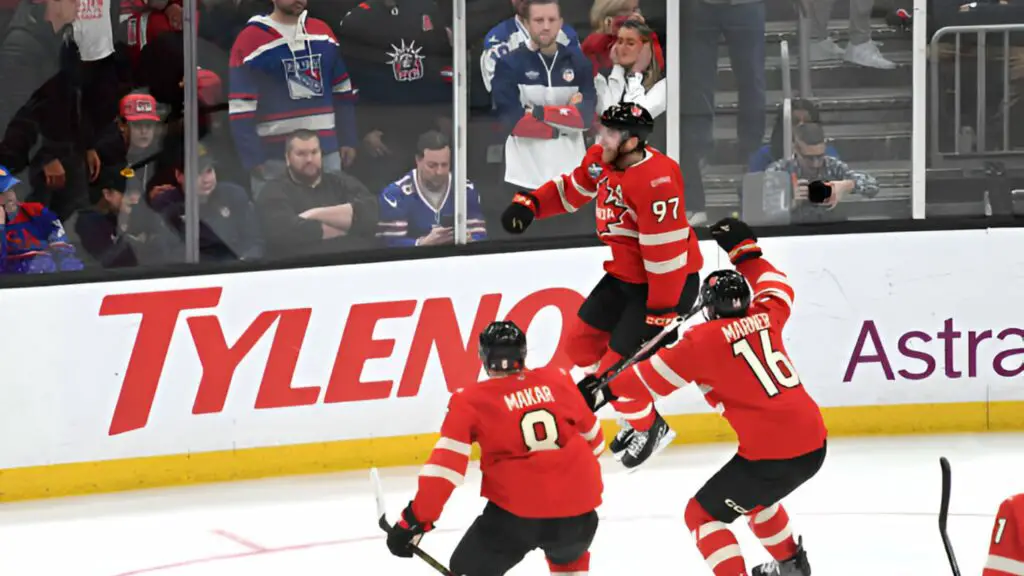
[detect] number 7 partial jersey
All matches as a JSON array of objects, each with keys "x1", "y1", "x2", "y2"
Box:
[{"x1": 610, "y1": 256, "x2": 828, "y2": 461}]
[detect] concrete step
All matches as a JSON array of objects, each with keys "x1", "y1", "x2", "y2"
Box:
[
  {"x1": 763, "y1": 0, "x2": 896, "y2": 22},
  {"x1": 717, "y1": 49, "x2": 911, "y2": 92},
  {"x1": 712, "y1": 85, "x2": 913, "y2": 115},
  {"x1": 709, "y1": 122, "x2": 912, "y2": 165},
  {"x1": 722, "y1": 19, "x2": 913, "y2": 57}
]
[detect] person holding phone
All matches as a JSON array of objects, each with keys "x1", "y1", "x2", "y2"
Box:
[{"x1": 377, "y1": 131, "x2": 487, "y2": 247}]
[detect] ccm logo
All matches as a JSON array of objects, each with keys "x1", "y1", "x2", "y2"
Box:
[{"x1": 99, "y1": 287, "x2": 584, "y2": 435}]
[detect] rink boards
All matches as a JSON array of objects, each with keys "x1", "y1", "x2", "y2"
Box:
[{"x1": 1, "y1": 228, "x2": 1022, "y2": 501}]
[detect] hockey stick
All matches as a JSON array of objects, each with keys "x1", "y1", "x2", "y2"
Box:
[
  {"x1": 582, "y1": 302, "x2": 704, "y2": 404},
  {"x1": 938, "y1": 457, "x2": 962, "y2": 576},
  {"x1": 370, "y1": 468, "x2": 455, "y2": 576}
]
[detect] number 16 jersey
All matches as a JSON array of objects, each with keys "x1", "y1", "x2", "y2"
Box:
[
  {"x1": 611, "y1": 256, "x2": 827, "y2": 461},
  {"x1": 410, "y1": 367, "x2": 605, "y2": 525}
]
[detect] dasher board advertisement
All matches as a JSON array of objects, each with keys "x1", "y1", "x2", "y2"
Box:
[{"x1": 0, "y1": 228, "x2": 1021, "y2": 501}]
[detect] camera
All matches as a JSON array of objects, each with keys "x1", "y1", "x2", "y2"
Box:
[{"x1": 808, "y1": 180, "x2": 832, "y2": 203}]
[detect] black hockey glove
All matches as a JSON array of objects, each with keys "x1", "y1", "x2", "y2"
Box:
[
  {"x1": 500, "y1": 192, "x2": 538, "y2": 234},
  {"x1": 386, "y1": 502, "x2": 433, "y2": 558},
  {"x1": 709, "y1": 217, "x2": 762, "y2": 264},
  {"x1": 577, "y1": 374, "x2": 618, "y2": 413}
]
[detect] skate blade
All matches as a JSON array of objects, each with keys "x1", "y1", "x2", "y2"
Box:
[{"x1": 623, "y1": 429, "x2": 677, "y2": 475}]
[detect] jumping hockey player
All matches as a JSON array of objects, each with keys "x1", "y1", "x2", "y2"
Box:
[
  {"x1": 386, "y1": 320, "x2": 605, "y2": 576},
  {"x1": 579, "y1": 217, "x2": 827, "y2": 576},
  {"x1": 984, "y1": 493, "x2": 1023, "y2": 575},
  {"x1": 499, "y1": 101, "x2": 703, "y2": 471}
]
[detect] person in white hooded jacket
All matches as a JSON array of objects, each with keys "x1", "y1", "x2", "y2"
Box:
[{"x1": 593, "y1": 19, "x2": 666, "y2": 118}]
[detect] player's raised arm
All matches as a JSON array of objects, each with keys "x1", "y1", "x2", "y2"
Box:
[
  {"x1": 499, "y1": 144, "x2": 604, "y2": 234},
  {"x1": 709, "y1": 218, "x2": 795, "y2": 324}
]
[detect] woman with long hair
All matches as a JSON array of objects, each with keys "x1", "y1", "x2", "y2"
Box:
[{"x1": 594, "y1": 19, "x2": 666, "y2": 118}]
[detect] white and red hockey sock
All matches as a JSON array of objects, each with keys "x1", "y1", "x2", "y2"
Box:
[
  {"x1": 548, "y1": 551, "x2": 589, "y2": 575},
  {"x1": 747, "y1": 503, "x2": 799, "y2": 561},
  {"x1": 685, "y1": 498, "x2": 747, "y2": 575},
  {"x1": 598, "y1": 350, "x2": 657, "y2": 431}
]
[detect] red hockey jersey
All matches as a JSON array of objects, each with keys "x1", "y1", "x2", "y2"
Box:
[
  {"x1": 410, "y1": 367, "x2": 605, "y2": 523},
  {"x1": 610, "y1": 256, "x2": 826, "y2": 460},
  {"x1": 530, "y1": 144, "x2": 703, "y2": 314},
  {"x1": 984, "y1": 493, "x2": 1024, "y2": 575}
]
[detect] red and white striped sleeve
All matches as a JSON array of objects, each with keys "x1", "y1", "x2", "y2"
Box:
[
  {"x1": 610, "y1": 335, "x2": 701, "y2": 401},
  {"x1": 736, "y1": 257, "x2": 795, "y2": 326},
  {"x1": 529, "y1": 145, "x2": 605, "y2": 219},
  {"x1": 410, "y1": 394, "x2": 475, "y2": 524}
]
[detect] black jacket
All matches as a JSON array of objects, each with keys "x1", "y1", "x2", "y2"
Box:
[
  {"x1": 256, "y1": 171, "x2": 379, "y2": 258},
  {"x1": 0, "y1": 4, "x2": 86, "y2": 171}
]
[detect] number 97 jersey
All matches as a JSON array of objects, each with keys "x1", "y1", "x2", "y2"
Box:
[{"x1": 410, "y1": 367, "x2": 605, "y2": 525}]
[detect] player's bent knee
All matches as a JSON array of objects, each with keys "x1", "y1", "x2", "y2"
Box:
[{"x1": 684, "y1": 497, "x2": 719, "y2": 532}]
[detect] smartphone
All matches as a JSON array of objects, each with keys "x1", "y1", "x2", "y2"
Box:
[{"x1": 439, "y1": 214, "x2": 455, "y2": 229}]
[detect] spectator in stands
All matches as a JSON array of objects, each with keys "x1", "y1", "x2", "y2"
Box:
[
  {"x1": 491, "y1": 0, "x2": 596, "y2": 237},
  {"x1": 377, "y1": 130, "x2": 486, "y2": 247},
  {"x1": 581, "y1": 0, "x2": 663, "y2": 79},
  {"x1": 338, "y1": 0, "x2": 454, "y2": 194},
  {"x1": 72, "y1": 164, "x2": 142, "y2": 268},
  {"x1": 256, "y1": 130, "x2": 378, "y2": 258},
  {"x1": 123, "y1": 0, "x2": 184, "y2": 70},
  {"x1": 480, "y1": 0, "x2": 578, "y2": 96},
  {"x1": 0, "y1": 165, "x2": 84, "y2": 274},
  {"x1": 0, "y1": 0, "x2": 89, "y2": 222},
  {"x1": 75, "y1": 0, "x2": 120, "y2": 139},
  {"x1": 593, "y1": 19, "x2": 665, "y2": 117},
  {"x1": 151, "y1": 143, "x2": 264, "y2": 262},
  {"x1": 765, "y1": 122, "x2": 878, "y2": 217},
  {"x1": 93, "y1": 93, "x2": 166, "y2": 198},
  {"x1": 229, "y1": 0, "x2": 358, "y2": 198},
  {"x1": 808, "y1": 0, "x2": 895, "y2": 69},
  {"x1": 748, "y1": 98, "x2": 840, "y2": 173},
  {"x1": 683, "y1": 0, "x2": 766, "y2": 167}
]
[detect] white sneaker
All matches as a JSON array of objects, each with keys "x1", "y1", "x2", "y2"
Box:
[
  {"x1": 844, "y1": 40, "x2": 896, "y2": 69},
  {"x1": 808, "y1": 38, "x2": 845, "y2": 61}
]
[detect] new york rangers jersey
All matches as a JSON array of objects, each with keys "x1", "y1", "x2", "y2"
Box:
[
  {"x1": 377, "y1": 170, "x2": 487, "y2": 247},
  {"x1": 480, "y1": 16, "x2": 579, "y2": 93},
  {"x1": 492, "y1": 44, "x2": 596, "y2": 189},
  {"x1": 1, "y1": 203, "x2": 84, "y2": 274},
  {"x1": 229, "y1": 12, "x2": 358, "y2": 170}
]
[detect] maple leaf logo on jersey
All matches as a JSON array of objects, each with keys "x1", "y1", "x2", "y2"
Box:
[{"x1": 596, "y1": 182, "x2": 630, "y2": 237}]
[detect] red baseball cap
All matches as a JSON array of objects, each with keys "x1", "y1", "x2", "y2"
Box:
[{"x1": 121, "y1": 93, "x2": 160, "y2": 123}]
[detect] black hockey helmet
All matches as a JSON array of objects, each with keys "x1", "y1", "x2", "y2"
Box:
[
  {"x1": 479, "y1": 320, "x2": 527, "y2": 373},
  {"x1": 700, "y1": 270, "x2": 752, "y2": 320},
  {"x1": 600, "y1": 102, "x2": 655, "y2": 145}
]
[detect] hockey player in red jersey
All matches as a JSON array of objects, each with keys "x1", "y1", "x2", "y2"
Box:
[
  {"x1": 984, "y1": 494, "x2": 1024, "y2": 575},
  {"x1": 499, "y1": 102, "x2": 703, "y2": 471},
  {"x1": 386, "y1": 320, "x2": 605, "y2": 575},
  {"x1": 579, "y1": 217, "x2": 827, "y2": 576}
]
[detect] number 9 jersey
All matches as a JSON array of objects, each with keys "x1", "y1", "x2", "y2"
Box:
[
  {"x1": 610, "y1": 256, "x2": 828, "y2": 461},
  {"x1": 409, "y1": 367, "x2": 606, "y2": 526}
]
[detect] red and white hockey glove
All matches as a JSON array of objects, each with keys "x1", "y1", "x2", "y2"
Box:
[
  {"x1": 386, "y1": 502, "x2": 434, "y2": 558},
  {"x1": 709, "y1": 217, "x2": 762, "y2": 264}
]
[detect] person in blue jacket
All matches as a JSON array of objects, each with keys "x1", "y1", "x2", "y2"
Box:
[
  {"x1": 377, "y1": 130, "x2": 487, "y2": 247},
  {"x1": 0, "y1": 166, "x2": 84, "y2": 274},
  {"x1": 748, "y1": 99, "x2": 840, "y2": 173}
]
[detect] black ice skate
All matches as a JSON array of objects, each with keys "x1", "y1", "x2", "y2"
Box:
[
  {"x1": 620, "y1": 412, "x2": 675, "y2": 472},
  {"x1": 609, "y1": 419, "x2": 635, "y2": 461},
  {"x1": 751, "y1": 536, "x2": 811, "y2": 576}
]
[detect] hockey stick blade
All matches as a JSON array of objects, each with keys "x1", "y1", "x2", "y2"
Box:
[
  {"x1": 369, "y1": 468, "x2": 455, "y2": 576},
  {"x1": 938, "y1": 457, "x2": 962, "y2": 576}
]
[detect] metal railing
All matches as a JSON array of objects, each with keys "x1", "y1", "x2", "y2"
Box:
[
  {"x1": 781, "y1": 40, "x2": 794, "y2": 159},
  {"x1": 791, "y1": 0, "x2": 814, "y2": 97},
  {"x1": 929, "y1": 24, "x2": 1024, "y2": 165}
]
